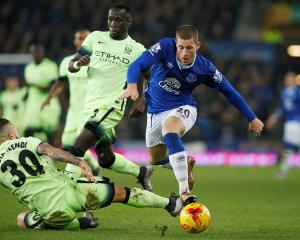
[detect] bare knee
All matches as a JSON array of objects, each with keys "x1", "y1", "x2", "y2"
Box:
[
  {"x1": 17, "y1": 211, "x2": 29, "y2": 229},
  {"x1": 162, "y1": 116, "x2": 185, "y2": 136},
  {"x1": 95, "y1": 144, "x2": 115, "y2": 168}
]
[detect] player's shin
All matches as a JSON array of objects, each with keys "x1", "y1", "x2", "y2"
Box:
[
  {"x1": 123, "y1": 187, "x2": 169, "y2": 208},
  {"x1": 163, "y1": 133, "x2": 189, "y2": 194},
  {"x1": 84, "y1": 148, "x2": 100, "y2": 176},
  {"x1": 122, "y1": 187, "x2": 183, "y2": 216},
  {"x1": 65, "y1": 149, "x2": 100, "y2": 178},
  {"x1": 109, "y1": 152, "x2": 140, "y2": 177}
]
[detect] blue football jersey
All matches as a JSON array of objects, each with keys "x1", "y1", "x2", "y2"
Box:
[
  {"x1": 280, "y1": 86, "x2": 300, "y2": 122},
  {"x1": 128, "y1": 38, "x2": 256, "y2": 121}
]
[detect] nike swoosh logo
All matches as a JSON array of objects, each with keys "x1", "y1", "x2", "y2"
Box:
[{"x1": 98, "y1": 41, "x2": 104, "y2": 44}]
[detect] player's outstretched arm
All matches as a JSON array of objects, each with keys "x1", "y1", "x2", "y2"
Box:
[
  {"x1": 37, "y1": 142, "x2": 95, "y2": 182},
  {"x1": 41, "y1": 81, "x2": 66, "y2": 111},
  {"x1": 265, "y1": 108, "x2": 282, "y2": 129},
  {"x1": 69, "y1": 53, "x2": 90, "y2": 73}
]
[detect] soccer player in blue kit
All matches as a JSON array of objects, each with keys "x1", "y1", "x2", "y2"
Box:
[
  {"x1": 266, "y1": 71, "x2": 300, "y2": 179},
  {"x1": 121, "y1": 25, "x2": 264, "y2": 204}
]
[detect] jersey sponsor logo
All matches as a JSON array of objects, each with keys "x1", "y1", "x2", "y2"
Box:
[
  {"x1": 158, "y1": 78, "x2": 181, "y2": 95},
  {"x1": 95, "y1": 51, "x2": 130, "y2": 65},
  {"x1": 186, "y1": 73, "x2": 197, "y2": 83},
  {"x1": 124, "y1": 45, "x2": 132, "y2": 55},
  {"x1": 213, "y1": 69, "x2": 222, "y2": 83},
  {"x1": 148, "y1": 43, "x2": 161, "y2": 56}
]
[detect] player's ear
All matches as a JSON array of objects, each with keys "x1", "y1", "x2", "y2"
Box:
[
  {"x1": 7, "y1": 132, "x2": 15, "y2": 140},
  {"x1": 196, "y1": 41, "x2": 201, "y2": 51},
  {"x1": 127, "y1": 17, "x2": 133, "y2": 27}
]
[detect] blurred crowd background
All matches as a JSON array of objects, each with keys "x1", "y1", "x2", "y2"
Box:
[{"x1": 0, "y1": 0, "x2": 300, "y2": 151}]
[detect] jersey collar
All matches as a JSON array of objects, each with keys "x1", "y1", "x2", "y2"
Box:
[{"x1": 176, "y1": 56, "x2": 196, "y2": 70}]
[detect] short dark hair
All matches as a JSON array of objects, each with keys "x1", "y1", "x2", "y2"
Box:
[
  {"x1": 110, "y1": 2, "x2": 131, "y2": 13},
  {"x1": 176, "y1": 25, "x2": 199, "y2": 42},
  {"x1": 0, "y1": 118, "x2": 10, "y2": 133}
]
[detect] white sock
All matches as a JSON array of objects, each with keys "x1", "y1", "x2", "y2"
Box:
[
  {"x1": 280, "y1": 152, "x2": 292, "y2": 175},
  {"x1": 168, "y1": 151, "x2": 189, "y2": 194}
]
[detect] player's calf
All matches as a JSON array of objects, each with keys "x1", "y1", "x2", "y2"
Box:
[{"x1": 187, "y1": 156, "x2": 196, "y2": 190}]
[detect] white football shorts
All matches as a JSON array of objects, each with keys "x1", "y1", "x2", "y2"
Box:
[
  {"x1": 146, "y1": 105, "x2": 197, "y2": 147},
  {"x1": 283, "y1": 121, "x2": 300, "y2": 146}
]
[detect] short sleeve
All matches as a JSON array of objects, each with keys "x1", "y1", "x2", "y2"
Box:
[
  {"x1": 26, "y1": 137, "x2": 43, "y2": 155},
  {"x1": 79, "y1": 32, "x2": 94, "y2": 56}
]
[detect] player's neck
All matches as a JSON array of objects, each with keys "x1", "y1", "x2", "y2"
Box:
[
  {"x1": 34, "y1": 59, "x2": 43, "y2": 65},
  {"x1": 109, "y1": 32, "x2": 128, "y2": 41},
  {"x1": 0, "y1": 137, "x2": 9, "y2": 145}
]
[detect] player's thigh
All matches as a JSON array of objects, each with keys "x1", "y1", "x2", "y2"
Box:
[
  {"x1": 146, "y1": 112, "x2": 167, "y2": 148},
  {"x1": 163, "y1": 105, "x2": 197, "y2": 136},
  {"x1": 84, "y1": 106, "x2": 123, "y2": 141},
  {"x1": 147, "y1": 144, "x2": 168, "y2": 164},
  {"x1": 283, "y1": 121, "x2": 300, "y2": 146},
  {"x1": 77, "y1": 177, "x2": 115, "y2": 210}
]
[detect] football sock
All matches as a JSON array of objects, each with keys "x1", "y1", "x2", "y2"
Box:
[
  {"x1": 84, "y1": 148, "x2": 100, "y2": 175},
  {"x1": 65, "y1": 149, "x2": 99, "y2": 178},
  {"x1": 163, "y1": 133, "x2": 189, "y2": 194},
  {"x1": 124, "y1": 188, "x2": 169, "y2": 208},
  {"x1": 279, "y1": 151, "x2": 292, "y2": 175},
  {"x1": 109, "y1": 152, "x2": 140, "y2": 178}
]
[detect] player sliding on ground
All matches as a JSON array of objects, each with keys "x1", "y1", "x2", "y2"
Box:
[
  {"x1": 120, "y1": 25, "x2": 264, "y2": 205},
  {"x1": 0, "y1": 119, "x2": 182, "y2": 230}
]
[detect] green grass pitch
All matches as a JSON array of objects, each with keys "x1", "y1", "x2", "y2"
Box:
[{"x1": 0, "y1": 166, "x2": 300, "y2": 240}]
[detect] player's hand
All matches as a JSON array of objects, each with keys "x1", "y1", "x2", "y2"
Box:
[
  {"x1": 249, "y1": 118, "x2": 264, "y2": 136},
  {"x1": 77, "y1": 55, "x2": 90, "y2": 67},
  {"x1": 128, "y1": 96, "x2": 147, "y2": 118},
  {"x1": 264, "y1": 116, "x2": 277, "y2": 129},
  {"x1": 119, "y1": 83, "x2": 139, "y2": 101},
  {"x1": 79, "y1": 161, "x2": 96, "y2": 183},
  {"x1": 40, "y1": 98, "x2": 51, "y2": 111}
]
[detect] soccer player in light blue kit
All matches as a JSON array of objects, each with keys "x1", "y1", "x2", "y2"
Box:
[
  {"x1": 0, "y1": 118, "x2": 183, "y2": 230},
  {"x1": 121, "y1": 25, "x2": 264, "y2": 204},
  {"x1": 266, "y1": 71, "x2": 300, "y2": 179}
]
